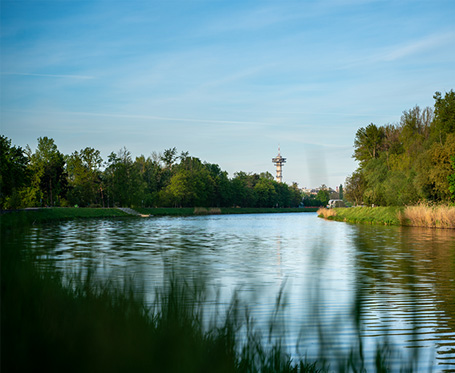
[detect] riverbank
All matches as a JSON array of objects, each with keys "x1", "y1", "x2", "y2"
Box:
[
  {"x1": 318, "y1": 205, "x2": 455, "y2": 228},
  {"x1": 0, "y1": 207, "x2": 318, "y2": 229},
  {"x1": 136, "y1": 207, "x2": 318, "y2": 216},
  {"x1": 0, "y1": 207, "x2": 130, "y2": 229}
]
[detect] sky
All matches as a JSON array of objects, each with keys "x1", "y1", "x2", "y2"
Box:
[{"x1": 1, "y1": 0, "x2": 454, "y2": 188}]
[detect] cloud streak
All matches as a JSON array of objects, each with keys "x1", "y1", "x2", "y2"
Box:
[{"x1": 1, "y1": 72, "x2": 95, "y2": 80}]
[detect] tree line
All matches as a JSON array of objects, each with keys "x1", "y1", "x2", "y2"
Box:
[
  {"x1": 344, "y1": 90, "x2": 455, "y2": 206},
  {"x1": 1, "y1": 139, "x2": 305, "y2": 209}
]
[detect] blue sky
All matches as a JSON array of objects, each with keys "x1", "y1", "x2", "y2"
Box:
[{"x1": 1, "y1": 0, "x2": 454, "y2": 188}]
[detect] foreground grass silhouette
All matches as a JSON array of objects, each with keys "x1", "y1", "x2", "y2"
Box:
[
  {"x1": 1, "y1": 245, "x2": 320, "y2": 372},
  {"x1": 1, "y1": 222, "x2": 421, "y2": 372}
]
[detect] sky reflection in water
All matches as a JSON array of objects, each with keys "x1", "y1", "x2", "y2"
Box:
[{"x1": 26, "y1": 213, "x2": 455, "y2": 371}]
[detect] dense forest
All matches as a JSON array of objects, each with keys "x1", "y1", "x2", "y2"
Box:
[
  {"x1": 0, "y1": 138, "x2": 305, "y2": 209},
  {"x1": 345, "y1": 90, "x2": 455, "y2": 206}
]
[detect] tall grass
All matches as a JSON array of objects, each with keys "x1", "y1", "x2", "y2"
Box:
[
  {"x1": 399, "y1": 203, "x2": 455, "y2": 228},
  {"x1": 317, "y1": 208, "x2": 337, "y2": 219}
]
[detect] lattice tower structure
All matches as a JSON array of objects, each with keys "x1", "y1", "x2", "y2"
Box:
[{"x1": 272, "y1": 149, "x2": 286, "y2": 183}]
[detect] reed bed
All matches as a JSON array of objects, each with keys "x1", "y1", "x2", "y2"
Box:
[
  {"x1": 399, "y1": 204, "x2": 455, "y2": 229},
  {"x1": 317, "y1": 208, "x2": 337, "y2": 219},
  {"x1": 194, "y1": 207, "x2": 222, "y2": 215}
]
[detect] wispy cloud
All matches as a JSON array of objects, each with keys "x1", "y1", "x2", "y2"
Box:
[
  {"x1": 381, "y1": 32, "x2": 455, "y2": 62},
  {"x1": 1, "y1": 72, "x2": 95, "y2": 80},
  {"x1": 2, "y1": 108, "x2": 269, "y2": 126}
]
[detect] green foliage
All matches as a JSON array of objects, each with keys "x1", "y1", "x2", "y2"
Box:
[
  {"x1": 0, "y1": 136, "x2": 29, "y2": 209},
  {"x1": 27, "y1": 137, "x2": 68, "y2": 207},
  {"x1": 347, "y1": 90, "x2": 455, "y2": 206},
  {"x1": 448, "y1": 155, "x2": 455, "y2": 201},
  {"x1": 344, "y1": 170, "x2": 366, "y2": 206},
  {"x1": 353, "y1": 123, "x2": 385, "y2": 164},
  {"x1": 321, "y1": 206, "x2": 403, "y2": 226},
  {"x1": 66, "y1": 148, "x2": 103, "y2": 207},
  {"x1": 104, "y1": 148, "x2": 146, "y2": 207}
]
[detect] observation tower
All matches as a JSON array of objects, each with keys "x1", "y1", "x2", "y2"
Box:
[{"x1": 272, "y1": 147, "x2": 286, "y2": 183}]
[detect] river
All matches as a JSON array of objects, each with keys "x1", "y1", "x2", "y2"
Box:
[{"x1": 21, "y1": 212, "x2": 455, "y2": 371}]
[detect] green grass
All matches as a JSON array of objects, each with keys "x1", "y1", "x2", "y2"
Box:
[
  {"x1": 0, "y1": 207, "x2": 130, "y2": 229},
  {"x1": 136, "y1": 207, "x2": 318, "y2": 216},
  {"x1": 0, "y1": 207, "x2": 317, "y2": 230},
  {"x1": 220, "y1": 207, "x2": 318, "y2": 214},
  {"x1": 135, "y1": 207, "x2": 196, "y2": 216},
  {"x1": 319, "y1": 206, "x2": 403, "y2": 226}
]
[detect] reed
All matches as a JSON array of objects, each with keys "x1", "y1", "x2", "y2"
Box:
[
  {"x1": 194, "y1": 207, "x2": 222, "y2": 215},
  {"x1": 317, "y1": 208, "x2": 337, "y2": 219},
  {"x1": 399, "y1": 203, "x2": 455, "y2": 228}
]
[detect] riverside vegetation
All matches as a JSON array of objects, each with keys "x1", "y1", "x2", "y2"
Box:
[
  {"x1": 344, "y1": 90, "x2": 455, "y2": 206},
  {"x1": 318, "y1": 204, "x2": 455, "y2": 228}
]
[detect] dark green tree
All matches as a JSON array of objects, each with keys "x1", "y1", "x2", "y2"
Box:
[
  {"x1": 432, "y1": 90, "x2": 455, "y2": 144},
  {"x1": 0, "y1": 136, "x2": 29, "y2": 209},
  {"x1": 104, "y1": 148, "x2": 145, "y2": 207},
  {"x1": 448, "y1": 155, "x2": 455, "y2": 201},
  {"x1": 66, "y1": 147, "x2": 103, "y2": 207},
  {"x1": 27, "y1": 137, "x2": 67, "y2": 206}
]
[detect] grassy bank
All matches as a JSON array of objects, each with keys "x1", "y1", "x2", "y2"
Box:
[
  {"x1": 0, "y1": 207, "x2": 130, "y2": 229},
  {"x1": 317, "y1": 206, "x2": 402, "y2": 226},
  {"x1": 136, "y1": 207, "x2": 318, "y2": 216},
  {"x1": 0, "y1": 207, "x2": 318, "y2": 229},
  {"x1": 318, "y1": 204, "x2": 455, "y2": 228}
]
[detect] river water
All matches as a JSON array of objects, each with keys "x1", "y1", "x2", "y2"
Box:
[{"x1": 22, "y1": 212, "x2": 455, "y2": 371}]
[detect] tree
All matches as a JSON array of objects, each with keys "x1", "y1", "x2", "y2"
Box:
[
  {"x1": 339, "y1": 184, "x2": 343, "y2": 200},
  {"x1": 289, "y1": 182, "x2": 302, "y2": 207},
  {"x1": 27, "y1": 137, "x2": 67, "y2": 206},
  {"x1": 448, "y1": 155, "x2": 455, "y2": 201},
  {"x1": 161, "y1": 147, "x2": 178, "y2": 169},
  {"x1": 344, "y1": 170, "x2": 366, "y2": 206},
  {"x1": 254, "y1": 178, "x2": 277, "y2": 207},
  {"x1": 162, "y1": 157, "x2": 215, "y2": 207},
  {"x1": 353, "y1": 123, "x2": 385, "y2": 164},
  {"x1": 0, "y1": 136, "x2": 29, "y2": 209},
  {"x1": 135, "y1": 155, "x2": 161, "y2": 207},
  {"x1": 316, "y1": 185, "x2": 330, "y2": 206},
  {"x1": 432, "y1": 90, "x2": 455, "y2": 144},
  {"x1": 426, "y1": 133, "x2": 455, "y2": 201},
  {"x1": 66, "y1": 147, "x2": 103, "y2": 207},
  {"x1": 104, "y1": 147, "x2": 145, "y2": 207}
]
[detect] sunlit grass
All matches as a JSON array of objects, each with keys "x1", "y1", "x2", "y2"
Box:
[
  {"x1": 318, "y1": 206, "x2": 402, "y2": 226},
  {"x1": 317, "y1": 208, "x2": 337, "y2": 219},
  {"x1": 399, "y1": 203, "x2": 455, "y2": 228}
]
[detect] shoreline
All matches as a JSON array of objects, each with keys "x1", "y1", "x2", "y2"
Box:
[
  {"x1": 318, "y1": 205, "x2": 455, "y2": 229},
  {"x1": 0, "y1": 207, "x2": 318, "y2": 228}
]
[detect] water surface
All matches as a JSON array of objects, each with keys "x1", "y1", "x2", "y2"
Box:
[{"x1": 23, "y1": 213, "x2": 455, "y2": 371}]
